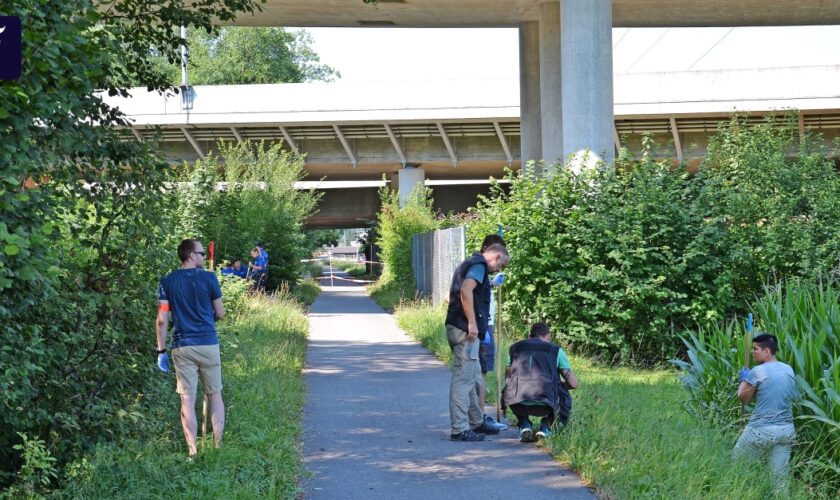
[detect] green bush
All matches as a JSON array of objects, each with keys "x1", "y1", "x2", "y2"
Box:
[
  {"x1": 218, "y1": 273, "x2": 251, "y2": 321},
  {"x1": 470, "y1": 116, "x2": 840, "y2": 365},
  {"x1": 176, "y1": 141, "x2": 320, "y2": 290},
  {"x1": 370, "y1": 184, "x2": 439, "y2": 309},
  {"x1": 674, "y1": 280, "x2": 840, "y2": 488}
]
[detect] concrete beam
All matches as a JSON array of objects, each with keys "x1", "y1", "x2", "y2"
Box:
[
  {"x1": 279, "y1": 125, "x2": 300, "y2": 154},
  {"x1": 230, "y1": 126, "x2": 244, "y2": 143},
  {"x1": 493, "y1": 121, "x2": 513, "y2": 166},
  {"x1": 384, "y1": 124, "x2": 407, "y2": 165},
  {"x1": 670, "y1": 117, "x2": 683, "y2": 161},
  {"x1": 180, "y1": 127, "x2": 205, "y2": 160},
  {"x1": 539, "y1": 1, "x2": 563, "y2": 167},
  {"x1": 131, "y1": 128, "x2": 143, "y2": 142},
  {"x1": 333, "y1": 125, "x2": 357, "y2": 166},
  {"x1": 436, "y1": 123, "x2": 458, "y2": 166},
  {"x1": 519, "y1": 21, "x2": 542, "y2": 173}
]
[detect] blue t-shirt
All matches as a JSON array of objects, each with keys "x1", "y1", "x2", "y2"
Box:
[
  {"x1": 746, "y1": 361, "x2": 797, "y2": 427},
  {"x1": 465, "y1": 263, "x2": 485, "y2": 285},
  {"x1": 253, "y1": 252, "x2": 269, "y2": 275},
  {"x1": 158, "y1": 268, "x2": 223, "y2": 348},
  {"x1": 221, "y1": 265, "x2": 247, "y2": 278}
]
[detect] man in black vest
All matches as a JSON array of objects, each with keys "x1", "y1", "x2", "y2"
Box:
[
  {"x1": 445, "y1": 243, "x2": 509, "y2": 441},
  {"x1": 502, "y1": 322, "x2": 579, "y2": 443}
]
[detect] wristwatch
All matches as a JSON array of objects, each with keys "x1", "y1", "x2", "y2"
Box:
[{"x1": 156, "y1": 348, "x2": 166, "y2": 354}]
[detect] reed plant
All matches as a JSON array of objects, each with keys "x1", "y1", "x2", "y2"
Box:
[{"x1": 674, "y1": 279, "x2": 840, "y2": 489}]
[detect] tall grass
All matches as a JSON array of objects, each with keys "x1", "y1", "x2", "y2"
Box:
[
  {"x1": 329, "y1": 258, "x2": 366, "y2": 277},
  {"x1": 54, "y1": 294, "x2": 309, "y2": 499},
  {"x1": 675, "y1": 280, "x2": 840, "y2": 488},
  {"x1": 395, "y1": 300, "x2": 830, "y2": 498}
]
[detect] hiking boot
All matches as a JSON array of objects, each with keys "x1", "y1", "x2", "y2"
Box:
[
  {"x1": 519, "y1": 421, "x2": 534, "y2": 443},
  {"x1": 472, "y1": 420, "x2": 501, "y2": 435},
  {"x1": 450, "y1": 430, "x2": 486, "y2": 442},
  {"x1": 483, "y1": 414, "x2": 508, "y2": 431},
  {"x1": 536, "y1": 421, "x2": 552, "y2": 440}
]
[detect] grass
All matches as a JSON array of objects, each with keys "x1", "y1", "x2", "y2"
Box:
[
  {"x1": 55, "y1": 294, "x2": 310, "y2": 499},
  {"x1": 328, "y1": 258, "x2": 366, "y2": 277},
  {"x1": 302, "y1": 261, "x2": 323, "y2": 279},
  {"x1": 293, "y1": 279, "x2": 321, "y2": 307},
  {"x1": 369, "y1": 279, "x2": 420, "y2": 312},
  {"x1": 394, "y1": 300, "x2": 833, "y2": 499}
]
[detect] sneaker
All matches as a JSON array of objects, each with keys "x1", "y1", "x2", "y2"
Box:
[
  {"x1": 519, "y1": 421, "x2": 534, "y2": 443},
  {"x1": 472, "y1": 420, "x2": 501, "y2": 435},
  {"x1": 483, "y1": 414, "x2": 508, "y2": 431},
  {"x1": 450, "y1": 430, "x2": 486, "y2": 441},
  {"x1": 536, "y1": 422, "x2": 552, "y2": 440}
]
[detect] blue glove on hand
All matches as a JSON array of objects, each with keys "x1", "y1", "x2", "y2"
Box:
[
  {"x1": 491, "y1": 273, "x2": 506, "y2": 286},
  {"x1": 738, "y1": 367, "x2": 750, "y2": 383},
  {"x1": 157, "y1": 352, "x2": 170, "y2": 373}
]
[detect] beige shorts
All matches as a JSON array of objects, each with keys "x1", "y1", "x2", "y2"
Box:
[{"x1": 171, "y1": 344, "x2": 223, "y2": 396}]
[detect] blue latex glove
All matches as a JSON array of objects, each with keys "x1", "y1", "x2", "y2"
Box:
[
  {"x1": 491, "y1": 273, "x2": 506, "y2": 286},
  {"x1": 157, "y1": 352, "x2": 170, "y2": 373},
  {"x1": 738, "y1": 367, "x2": 750, "y2": 383}
]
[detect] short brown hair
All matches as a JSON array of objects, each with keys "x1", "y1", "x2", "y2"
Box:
[{"x1": 177, "y1": 239, "x2": 200, "y2": 262}]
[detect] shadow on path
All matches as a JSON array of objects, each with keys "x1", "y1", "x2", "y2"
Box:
[{"x1": 301, "y1": 270, "x2": 593, "y2": 499}]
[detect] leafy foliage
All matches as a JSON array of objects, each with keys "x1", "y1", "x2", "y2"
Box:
[
  {"x1": 369, "y1": 185, "x2": 439, "y2": 309},
  {"x1": 0, "y1": 0, "x2": 262, "y2": 490},
  {"x1": 148, "y1": 27, "x2": 338, "y2": 86},
  {"x1": 175, "y1": 141, "x2": 320, "y2": 289},
  {"x1": 674, "y1": 280, "x2": 840, "y2": 489},
  {"x1": 470, "y1": 116, "x2": 840, "y2": 365}
]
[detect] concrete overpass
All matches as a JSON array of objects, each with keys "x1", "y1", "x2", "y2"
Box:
[
  {"x1": 217, "y1": 0, "x2": 840, "y2": 170},
  {"x1": 110, "y1": 65, "x2": 840, "y2": 228}
]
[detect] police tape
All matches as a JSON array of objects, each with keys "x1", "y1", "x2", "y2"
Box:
[
  {"x1": 314, "y1": 275, "x2": 376, "y2": 284},
  {"x1": 299, "y1": 257, "x2": 384, "y2": 265}
]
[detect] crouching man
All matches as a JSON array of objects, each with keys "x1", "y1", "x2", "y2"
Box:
[
  {"x1": 734, "y1": 332, "x2": 798, "y2": 489},
  {"x1": 502, "y1": 322, "x2": 579, "y2": 442}
]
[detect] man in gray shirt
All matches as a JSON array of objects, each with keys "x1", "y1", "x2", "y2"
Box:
[{"x1": 734, "y1": 333, "x2": 797, "y2": 485}]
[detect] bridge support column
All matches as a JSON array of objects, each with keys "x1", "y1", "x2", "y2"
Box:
[
  {"x1": 535, "y1": 0, "x2": 615, "y2": 172},
  {"x1": 395, "y1": 166, "x2": 425, "y2": 208},
  {"x1": 561, "y1": 0, "x2": 615, "y2": 168},
  {"x1": 519, "y1": 21, "x2": 542, "y2": 176},
  {"x1": 538, "y1": 1, "x2": 563, "y2": 169}
]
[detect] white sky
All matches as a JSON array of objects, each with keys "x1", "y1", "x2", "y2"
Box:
[{"x1": 302, "y1": 26, "x2": 840, "y2": 83}]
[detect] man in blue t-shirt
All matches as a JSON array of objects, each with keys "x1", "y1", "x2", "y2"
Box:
[
  {"x1": 249, "y1": 246, "x2": 269, "y2": 292},
  {"x1": 503, "y1": 322, "x2": 579, "y2": 443},
  {"x1": 220, "y1": 260, "x2": 247, "y2": 279},
  {"x1": 734, "y1": 332, "x2": 798, "y2": 486},
  {"x1": 156, "y1": 239, "x2": 225, "y2": 459}
]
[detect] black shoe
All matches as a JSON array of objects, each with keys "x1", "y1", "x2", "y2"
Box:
[
  {"x1": 472, "y1": 421, "x2": 501, "y2": 435},
  {"x1": 450, "y1": 430, "x2": 486, "y2": 441}
]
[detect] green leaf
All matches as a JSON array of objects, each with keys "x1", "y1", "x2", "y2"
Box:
[{"x1": 4, "y1": 244, "x2": 19, "y2": 256}]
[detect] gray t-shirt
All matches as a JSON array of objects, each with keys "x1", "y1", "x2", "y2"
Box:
[{"x1": 746, "y1": 361, "x2": 797, "y2": 427}]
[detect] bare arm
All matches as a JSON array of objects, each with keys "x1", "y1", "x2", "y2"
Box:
[
  {"x1": 561, "y1": 368, "x2": 580, "y2": 390},
  {"x1": 460, "y1": 278, "x2": 479, "y2": 341},
  {"x1": 213, "y1": 298, "x2": 225, "y2": 321},
  {"x1": 738, "y1": 381, "x2": 756, "y2": 403},
  {"x1": 156, "y1": 302, "x2": 169, "y2": 351}
]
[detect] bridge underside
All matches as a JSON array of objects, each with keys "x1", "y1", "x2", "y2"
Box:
[
  {"x1": 236, "y1": 1, "x2": 840, "y2": 28},
  {"x1": 304, "y1": 183, "x2": 498, "y2": 229}
]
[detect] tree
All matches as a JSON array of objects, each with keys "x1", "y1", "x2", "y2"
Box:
[
  {"x1": 153, "y1": 27, "x2": 339, "y2": 85},
  {"x1": 0, "y1": 0, "x2": 262, "y2": 487}
]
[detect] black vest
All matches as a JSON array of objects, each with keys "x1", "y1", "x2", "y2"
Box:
[
  {"x1": 502, "y1": 339, "x2": 562, "y2": 413},
  {"x1": 444, "y1": 253, "x2": 492, "y2": 340}
]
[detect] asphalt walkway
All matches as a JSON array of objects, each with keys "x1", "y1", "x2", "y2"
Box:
[{"x1": 300, "y1": 269, "x2": 593, "y2": 499}]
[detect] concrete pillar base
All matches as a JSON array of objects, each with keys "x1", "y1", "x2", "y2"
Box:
[{"x1": 396, "y1": 166, "x2": 425, "y2": 207}]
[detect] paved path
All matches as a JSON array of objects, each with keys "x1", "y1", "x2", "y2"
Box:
[{"x1": 301, "y1": 270, "x2": 593, "y2": 499}]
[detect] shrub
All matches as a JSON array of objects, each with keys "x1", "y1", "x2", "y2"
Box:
[
  {"x1": 674, "y1": 280, "x2": 840, "y2": 488},
  {"x1": 176, "y1": 141, "x2": 320, "y2": 290},
  {"x1": 469, "y1": 116, "x2": 840, "y2": 365},
  {"x1": 370, "y1": 184, "x2": 438, "y2": 308}
]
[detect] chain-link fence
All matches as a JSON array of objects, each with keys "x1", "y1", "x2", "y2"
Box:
[{"x1": 412, "y1": 226, "x2": 466, "y2": 306}]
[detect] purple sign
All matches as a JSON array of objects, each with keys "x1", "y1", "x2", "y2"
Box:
[{"x1": 0, "y1": 16, "x2": 22, "y2": 80}]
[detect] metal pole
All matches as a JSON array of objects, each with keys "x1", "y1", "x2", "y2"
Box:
[
  {"x1": 329, "y1": 253, "x2": 334, "y2": 286},
  {"x1": 496, "y1": 283, "x2": 503, "y2": 421}
]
